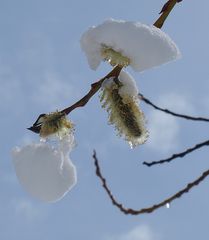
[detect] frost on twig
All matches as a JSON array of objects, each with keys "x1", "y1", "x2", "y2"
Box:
[
  {"x1": 143, "y1": 139, "x2": 209, "y2": 167},
  {"x1": 93, "y1": 150, "x2": 209, "y2": 215}
]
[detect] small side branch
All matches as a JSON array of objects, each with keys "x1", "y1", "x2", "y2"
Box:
[
  {"x1": 93, "y1": 150, "x2": 209, "y2": 215},
  {"x1": 61, "y1": 65, "x2": 122, "y2": 115},
  {"x1": 154, "y1": 0, "x2": 183, "y2": 29},
  {"x1": 139, "y1": 93, "x2": 209, "y2": 123},
  {"x1": 143, "y1": 139, "x2": 209, "y2": 167},
  {"x1": 28, "y1": 66, "x2": 122, "y2": 133}
]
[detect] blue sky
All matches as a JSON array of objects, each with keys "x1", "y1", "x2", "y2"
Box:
[{"x1": 1, "y1": 0, "x2": 209, "y2": 239}]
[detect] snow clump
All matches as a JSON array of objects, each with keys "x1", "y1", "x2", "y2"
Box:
[
  {"x1": 12, "y1": 134, "x2": 77, "y2": 203},
  {"x1": 80, "y1": 18, "x2": 181, "y2": 72}
]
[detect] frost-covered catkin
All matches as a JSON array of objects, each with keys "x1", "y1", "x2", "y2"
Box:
[{"x1": 100, "y1": 70, "x2": 148, "y2": 148}]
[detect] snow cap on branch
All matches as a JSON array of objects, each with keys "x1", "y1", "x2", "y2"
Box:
[
  {"x1": 12, "y1": 134, "x2": 77, "y2": 203},
  {"x1": 100, "y1": 70, "x2": 148, "y2": 148},
  {"x1": 80, "y1": 18, "x2": 181, "y2": 72}
]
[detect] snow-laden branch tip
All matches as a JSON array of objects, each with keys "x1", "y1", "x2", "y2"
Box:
[
  {"x1": 80, "y1": 18, "x2": 181, "y2": 72},
  {"x1": 12, "y1": 134, "x2": 77, "y2": 203}
]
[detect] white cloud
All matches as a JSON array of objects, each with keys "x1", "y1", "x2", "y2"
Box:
[
  {"x1": 106, "y1": 225, "x2": 159, "y2": 240},
  {"x1": 12, "y1": 198, "x2": 43, "y2": 221},
  {"x1": 156, "y1": 93, "x2": 195, "y2": 114},
  {"x1": 146, "y1": 111, "x2": 179, "y2": 153},
  {"x1": 0, "y1": 66, "x2": 23, "y2": 113},
  {"x1": 146, "y1": 93, "x2": 194, "y2": 153},
  {"x1": 199, "y1": 95, "x2": 209, "y2": 115},
  {"x1": 1, "y1": 172, "x2": 16, "y2": 185},
  {"x1": 33, "y1": 71, "x2": 79, "y2": 110}
]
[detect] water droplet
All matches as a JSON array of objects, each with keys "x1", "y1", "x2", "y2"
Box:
[
  {"x1": 40, "y1": 138, "x2": 46, "y2": 143},
  {"x1": 166, "y1": 203, "x2": 170, "y2": 209},
  {"x1": 129, "y1": 142, "x2": 133, "y2": 149}
]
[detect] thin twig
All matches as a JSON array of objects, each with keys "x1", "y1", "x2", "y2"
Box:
[
  {"x1": 28, "y1": 66, "x2": 122, "y2": 133},
  {"x1": 93, "y1": 150, "x2": 209, "y2": 215},
  {"x1": 139, "y1": 93, "x2": 209, "y2": 123},
  {"x1": 61, "y1": 65, "x2": 122, "y2": 115},
  {"x1": 154, "y1": 0, "x2": 183, "y2": 28},
  {"x1": 143, "y1": 139, "x2": 209, "y2": 167}
]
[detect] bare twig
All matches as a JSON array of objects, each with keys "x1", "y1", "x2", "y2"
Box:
[
  {"x1": 154, "y1": 0, "x2": 183, "y2": 28},
  {"x1": 61, "y1": 66, "x2": 122, "y2": 115},
  {"x1": 139, "y1": 93, "x2": 209, "y2": 123},
  {"x1": 93, "y1": 150, "x2": 209, "y2": 215},
  {"x1": 28, "y1": 66, "x2": 122, "y2": 133},
  {"x1": 143, "y1": 139, "x2": 209, "y2": 167}
]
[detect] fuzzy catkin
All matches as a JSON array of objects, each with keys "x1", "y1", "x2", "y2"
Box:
[
  {"x1": 40, "y1": 112, "x2": 74, "y2": 138},
  {"x1": 100, "y1": 77, "x2": 148, "y2": 148}
]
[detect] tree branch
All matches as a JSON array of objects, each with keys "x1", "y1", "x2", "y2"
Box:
[
  {"x1": 143, "y1": 139, "x2": 209, "y2": 167},
  {"x1": 28, "y1": 0, "x2": 183, "y2": 133},
  {"x1": 139, "y1": 93, "x2": 209, "y2": 123},
  {"x1": 93, "y1": 150, "x2": 209, "y2": 215},
  {"x1": 46, "y1": 0, "x2": 183, "y2": 118},
  {"x1": 154, "y1": 0, "x2": 183, "y2": 29},
  {"x1": 61, "y1": 65, "x2": 122, "y2": 115},
  {"x1": 28, "y1": 66, "x2": 122, "y2": 133}
]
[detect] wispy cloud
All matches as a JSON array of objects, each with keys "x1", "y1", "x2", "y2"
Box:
[
  {"x1": 1, "y1": 172, "x2": 17, "y2": 185},
  {"x1": 105, "y1": 225, "x2": 159, "y2": 240},
  {"x1": 146, "y1": 93, "x2": 194, "y2": 153},
  {"x1": 12, "y1": 198, "x2": 45, "y2": 221},
  {"x1": 0, "y1": 64, "x2": 23, "y2": 113},
  {"x1": 146, "y1": 111, "x2": 179, "y2": 153},
  {"x1": 32, "y1": 71, "x2": 79, "y2": 110},
  {"x1": 156, "y1": 93, "x2": 195, "y2": 114}
]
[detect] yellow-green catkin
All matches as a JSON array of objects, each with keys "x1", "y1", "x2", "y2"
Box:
[
  {"x1": 100, "y1": 79, "x2": 148, "y2": 148},
  {"x1": 39, "y1": 111, "x2": 74, "y2": 138},
  {"x1": 100, "y1": 44, "x2": 131, "y2": 68}
]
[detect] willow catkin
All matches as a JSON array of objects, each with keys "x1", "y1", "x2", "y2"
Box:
[
  {"x1": 39, "y1": 111, "x2": 74, "y2": 138},
  {"x1": 100, "y1": 72, "x2": 148, "y2": 148}
]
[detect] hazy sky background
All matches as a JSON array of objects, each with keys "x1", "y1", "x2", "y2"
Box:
[{"x1": 1, "y1": 0, "x2": 209, "y2": 239}]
